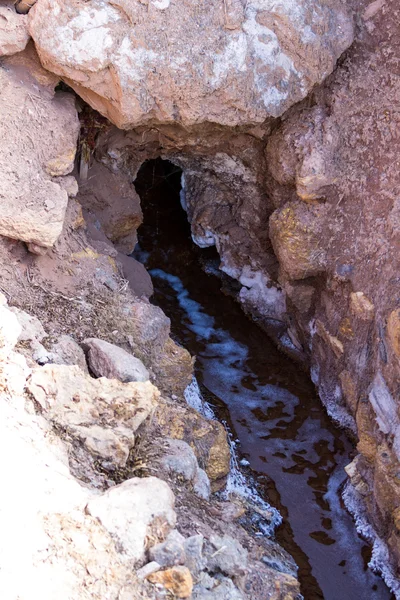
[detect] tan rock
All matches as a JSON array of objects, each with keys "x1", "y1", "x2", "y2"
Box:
[
  {"x1": 339, "y1": 370, "x2": 358, "y2": 414},
  {"x1": 350, "y1": 292, "x2": 375, "y2": 321},
  {"x1": 0, "y1": 5, "x2": 29, "y2": 56},
  {"x1": 147, "y1": 566, "x2": 193, "y2": 598},
  {"x1": 387, "y1": 308, "x2": 400, "y2": 359},
  {"x1": 29, "y1": 0, "x2": 353, "y2": 129},
  {"x1": 157, "y1": 403, "x2": 230, "y2": 484},
  {"x1": 27, "y1": 364, "x2": 159, "y2": 465},
  {"x1": 315, "y1": 320, "x2": 344, "y2": 359},
  {"x1": 16, "y1": 0, "x2": 37, "y2": 14},
  {"x1": 269, "y1": 203, "x2": 328, "y2": 280}
]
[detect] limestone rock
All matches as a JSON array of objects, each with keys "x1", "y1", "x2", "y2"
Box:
[
  {"x1": 27, "y1": 364, "x2": 158, "y2": 464},
  {"x1": 0, "y1": 65, "x2": 79, "y2": 247},
  {"x1": 0, "y1": 5, "x2": 29, "y2": 56},
  {"x1": 30, "y1": 0, "x2": 353, "y2": 128},
  {"x1": 147, "y1": 565, "x2": 193, "y2": 599},
  {"x1": 83, "y1": 337, "x2": 150, "y2": 382},
  {"x1": 86, "y1": 476, "x2": 176, "y2": 563}
]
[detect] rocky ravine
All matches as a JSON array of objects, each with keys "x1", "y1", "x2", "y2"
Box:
[{"x1": 0, "y1": 0, "x2": 399, "y2": 597}]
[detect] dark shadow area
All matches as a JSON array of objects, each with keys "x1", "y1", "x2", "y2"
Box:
[{"x1": 133, "y1": 158, "x2": 392, "y2": 600}]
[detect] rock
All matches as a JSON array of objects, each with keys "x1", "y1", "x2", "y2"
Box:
[
  {"x1": 387, "y1": 309, "x2": 400, "y2": 359},
  {"x1": 350, "y1": 291, "x2": 375, "y2": 321},
  {"x1": 0, "y1": 66, "x2": 79, "y2": 248},
  {"x1": 27, "y1": 364, "x2": 158, "y2": 465},
  {"x1": 157, "y1": 403, "x2": 230, "y2": 485},
  {"x1": 83, "y1": 337, "x2": 149, "y2": 382},
  {"x1": 161, "y1": 438, "x2": 199, "y2": 482},
  {"x1": 192, "y1": 576, "x2": 244, "y2": 600},
  {"x1": 269, "y1": 202, "x2": 328, "y2": 280},
  {"x1": 147, "y1": 565, "x2": 193, "y2": 599},
  {"x1": 183, "y1": 534, "x2": 206, "y2": 577},
  {"x1": 15, "y1": 0, "x2": 37, "y2": 14},
  {"x1": 29, "y1": 0, "x2": 353, "y2": 128},
  {"x1": 0, "y1": 305, "x2": 22, "y2": 360},
  {"x1": 9, "y1": 307, "x2": 47, "y2": 342},
  {"x1": 136, "y1": 561, "x2": 161, "y2": 580},
  {"x1": 52, "y1": 175, "x2": 79, "y2": 198},
  {"x1": 149, "y1": 529, "x2": 186, "y2": 567},
  {"x1": 77, "y1": 162, "x2": 142, "y2": 254},
  {"x1": 207, "y1": 534, "x2": 248, "y2": 577},
  {"x1": 315, "y1": 320, "x2": 344, "y2": 359},
  {"x1": 0, "y1": 5, "x2": 29, "y2": 56},
  {"x1": 116, "y1": 253, "x2": 154, "y2": 298},
  {"x1": 193, "y1": 468, "x2": 211, "y2": 501},
  {"x1": 48, "y1": 335, "x2": 88, "y2": 373},
  {"x1": 86, "y1": 476, "x2": 176, "y2": 563}
]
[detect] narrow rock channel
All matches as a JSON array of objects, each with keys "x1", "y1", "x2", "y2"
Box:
[{"x1": 133, "y1": 158, "x2": 393, "y2": 600}]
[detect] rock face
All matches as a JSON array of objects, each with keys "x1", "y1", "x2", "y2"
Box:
[
  {"x1": 29, "y1": 0, "x2": 353, "y2": 128},
  {"x1": 83, "y1": 337, "x2": 150, "y2": 382},
  {"x1": 0, "y1": 46, "x2": 79, "y2": 249}
]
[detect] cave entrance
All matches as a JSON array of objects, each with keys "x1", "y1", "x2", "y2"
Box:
[{"x1": 132, "y1": 158, "x2": 391, "y2": 600}]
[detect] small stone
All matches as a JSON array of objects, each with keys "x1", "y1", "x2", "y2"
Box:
[
  {"x1": 136, "y1": 561, "x2": 161, "y2": 580},
  {"x1": 161, "y1": 438, "x2": 199, "y2": 482},
  {"x1": 149, "y1": 529, "x2": 186, "y2": 567},
  {"x1": 147, "y1": 566, "x2": 193, "y2": 599},
  {"x1": 192, "y1": 575, "x2": 244, "y2": 599},
  {"x1": 207, "y1": 534, "x2": 248, "y2": 577},
  {"x1": 183, "y1": 534, "x2": 206, "y2": 577},
  {"x1": 193, "y1": 468, "x2": 211, "y2": 500},
  {"x1": 83, "y1": 337, "x2": 149, "y2": 382},
  {"x1": 350, "y1": 291, "x2": 375, "y2": 321}
]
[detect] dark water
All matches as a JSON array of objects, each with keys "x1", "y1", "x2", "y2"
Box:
[{"x1": 133, "y1": 159, "x2": 392, "y2": 600}]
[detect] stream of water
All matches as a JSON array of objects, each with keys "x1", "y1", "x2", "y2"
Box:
[{"x1": 133, "y1": 159, "x2": 392, "y2": 600}]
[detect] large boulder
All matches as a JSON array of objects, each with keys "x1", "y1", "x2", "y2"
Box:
[{"x1": 29, "y1": 0, "x2": 353, "y2": 128}]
